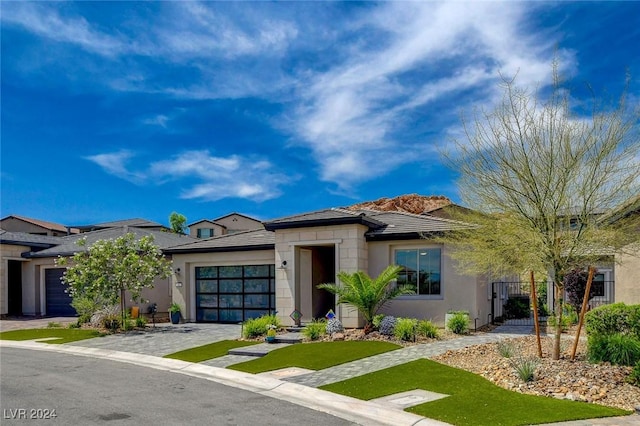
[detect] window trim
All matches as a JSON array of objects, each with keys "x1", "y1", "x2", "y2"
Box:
[{"x1": 392, "y1": 245, "x2": 444, "y2": 300}]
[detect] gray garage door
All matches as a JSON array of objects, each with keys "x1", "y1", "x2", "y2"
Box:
[{"x1": 45, "y1": 268, "x2": 76, "y2": 316}]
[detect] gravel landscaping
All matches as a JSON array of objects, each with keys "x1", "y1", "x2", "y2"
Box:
[{"x1": 432, "y1": 334, "x2": 640, "y2": 412}]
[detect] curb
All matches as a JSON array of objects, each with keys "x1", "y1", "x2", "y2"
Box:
[{"x1": 0, "y1": 340, "x2": 450, "y2": 426}]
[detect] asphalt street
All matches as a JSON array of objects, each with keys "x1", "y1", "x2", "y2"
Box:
[{"x1": 0, "y1": 347, "x2": 356, "y2": 426}]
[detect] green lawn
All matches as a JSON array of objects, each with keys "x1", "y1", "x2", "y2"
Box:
[
  {"x1": 0, "y1": 328, "x2": 104, "y2": 344},
  {"x1": 228, "y1": 341, "x2": 401, "y2": 374},
  {"x1": 164, "y1": 340, "x2": 261, "y2": 363},
  {"x1": 320, "y1": 359, "x2": 629, "y2": 426}
]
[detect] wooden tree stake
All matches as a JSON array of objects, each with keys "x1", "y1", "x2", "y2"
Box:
[{"x1": 571, "y1": 266, "x2": 595, "y2": 360}]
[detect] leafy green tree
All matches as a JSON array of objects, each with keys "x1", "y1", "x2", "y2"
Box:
[
  {"x1": 169, "y1": 212, "x2": 187, "y2": 234},
  {"x1": 317, "y1": 265, "x2": 414, "y2": 333},
  {"x1": 57, "y1": 233, "x2": 172, "y2": 328},
  {"x1": 442, "y1": 64, "x2": 639, "y2": 359}
]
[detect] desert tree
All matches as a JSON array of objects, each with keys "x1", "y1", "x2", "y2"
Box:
[
  {"x1": 57, "y1": 233, "x2": 172, "y2": 328},
  {"x1": 441, "y1": 64, "x2": 639, "y2": 359}
]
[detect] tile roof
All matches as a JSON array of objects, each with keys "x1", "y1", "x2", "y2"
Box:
[
  {"x1": 165, "y1": 229, "x2": 274, "y2": 253},
  {"x1": 74, "y1": 218, "x2": 166, "y2": 231},
  {"x1": 0, "y1": 230, "x2": 62, "y2": 248},
  {"x1": 24, "y1": 227, "x2": 197, "y2": 258},
  {"x1": 0, "y1": 215, "x2": 75, "y2": 233},
  {"x1": 264, "y1": 208, "x2": 385, "y2": 230},
  {"x1": 360, "y1": 210, "x2": 472, "y2": 239}
]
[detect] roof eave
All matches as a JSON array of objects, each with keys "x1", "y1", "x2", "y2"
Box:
[{"x1": 164, "y1": 244, "x2": 275, "y2": 254}]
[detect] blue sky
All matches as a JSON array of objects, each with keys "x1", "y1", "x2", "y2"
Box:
[{"x1": 2, "y1": 1, "x2": 639, "y2": 228}]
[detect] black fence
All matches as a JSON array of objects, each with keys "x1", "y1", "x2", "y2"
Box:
[{"x1": 491, "y1": 281, "x2": 614, "y2": 326}]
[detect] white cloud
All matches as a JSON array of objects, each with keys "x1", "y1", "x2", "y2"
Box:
[
  {"x1": 85, "y1": 149, "x2": 291, "y2": 202},
  {"x1": 84, "y1": 150, "x2": 146, "y2": 184}
]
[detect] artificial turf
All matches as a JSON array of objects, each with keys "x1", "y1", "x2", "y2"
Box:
[
  {"x1": 0, "y1": 328, "x2": 104, "y2": 344},
  {"x1": 228, "y1": 340, "x2": 401, "y2": 373},
  {"x1": 163, "y1": 340, "x2": 261, "y2": 362},
  {"x1": 320, "y1": 359, "x2": 630, "y2": 426}
]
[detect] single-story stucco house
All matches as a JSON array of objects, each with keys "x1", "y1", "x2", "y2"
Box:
[
  {"x1": 165, "y1": 207, "x2": 501, "y2": 328},
  {"x1": 0, "y1": 222, "x2": 197, "y2": 317}
]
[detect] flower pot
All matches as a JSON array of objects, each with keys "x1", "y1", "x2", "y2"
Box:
[
  {"x1": 265, "y1": 335, "x2": 276, "y2": 343},
  {"x1": 170, "y1": 311, "x2": 181, "y2": 324}
]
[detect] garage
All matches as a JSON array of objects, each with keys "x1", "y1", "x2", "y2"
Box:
[{"x1": 45, "y1": 268, "x2": 76, "y2": 316}]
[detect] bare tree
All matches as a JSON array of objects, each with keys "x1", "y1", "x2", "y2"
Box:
[{"x1": 442, "y1": 64, "x2": 639, "y2": 359}]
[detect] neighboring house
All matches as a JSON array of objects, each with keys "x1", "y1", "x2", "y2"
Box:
[
  {"x1": 0, "y1": 215, "x2": 78, "y2": 236},
  {"x1": 166, "y1": 205, "x2": 495, "y2": 328},
  {"x1": 188, "y1": 213, "x2": 264, "y2": 238},
  {"x1": 0, "y1": 223, "x2": 196, "y2": 317},
  {"x1": 73, "y1": 218, "x2": 167, "y2": 233}
]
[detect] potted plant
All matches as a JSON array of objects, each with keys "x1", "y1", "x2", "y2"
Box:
[
  {"x1": 265, "y1": 324, "x2": 277, "y2": 343},
  {"x1": 169, "y1": 302, "x2": 181, "y2": 324}
]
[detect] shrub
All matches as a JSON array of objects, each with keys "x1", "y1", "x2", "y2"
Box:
[
  {"x1": 585, "y1": 303, "x2": 640, "y2": 338},
  {"x1": 587, "y1": 333, "x2": 640, "y2": 366},
  {"x1": 91, "y1": 305, "x2": 120, "y2": 329},
  {"x1": 416, "y1": 320, "x2": 439, "y2": 339},
  {"x1": 326, "y1": 318, "x2": 344, "y2": 334},
  {"x1": 243, "y1": 314, "x2": 281, "y2": 339},
  {"x1": 497, "y1": 340, "x2": 515, "y2": 358},
  {"x1": 135, "y1": 316, "x2": 147, "y2": 328},
  {"x1": 626, "y1": 361, "x2": 640, "y2": 386},
  {"x1": 71, "y1": 295, "x2": 100, "y2": 324},
  {"x1": 68, "y1": 321, "x2": 81, "y2": 329},
  {"x1": 511, "y1": 357, "x2": 538, "y2": 382},
  {"x1": 394, "y1": 318, "x2": 417, "y2": 341},
  {"x1": 372, "y1": 314, "x2": 385, "y2": 330},
  {"x1": 447, "y1": 312, "x2": 469, "y2": 335},
  {"x1": 303, "y1": 319, "x2": 326, "y2": 341},
  {"x1": 503, "y1": 297, "x2": 530, "y2": 319},
  {"x1": 379, "y1": 316, "x2": 397, "y2": 336},
  {"x1": 123, "y1": 319, "x2": 135, "y2": 331},
  {"x1": 47, "y1": 322, "x2": 62, "y2": 328},
  {"x1": 564, "y1": 268, "x2": 597, "y2": 312}
]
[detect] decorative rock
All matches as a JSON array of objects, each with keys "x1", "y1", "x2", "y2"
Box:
[{"x1": 332, "y1": 332, "x2": 345, "y2": 341}]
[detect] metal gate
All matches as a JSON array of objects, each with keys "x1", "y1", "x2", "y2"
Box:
[{"x1": 491, "y1": 281, "x2": 548, "y2": 326}]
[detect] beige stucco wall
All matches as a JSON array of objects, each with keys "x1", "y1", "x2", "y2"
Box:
[
  {"x1": 0, "y1": 217, "x2": 67, "y2": 236},
  {"x1": 17, "y1": 257, "x2": 171, "y2": 317},
  {"x1": 368, "y1": 241, "x2": 488, "y2": 327},
  {"x1": 170, "y1": 249, "x2": 275, "y2": 322},
  {"x1": 615, "y1": 247, "x2": 640, "y2": 304},
  {"x1": 273, "y1": 224, "x2": 369, "y2": 327},
  {"x1": 216, "y1": 214, "x2": 263, "y2": 233},
  {"x1": 1, "y1": 243, "x2": 30, "y2": 315}
]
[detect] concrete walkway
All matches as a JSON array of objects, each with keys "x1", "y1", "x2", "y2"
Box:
[{"x1": 1, "y1": 320, "x2": 638, "y2": 426}]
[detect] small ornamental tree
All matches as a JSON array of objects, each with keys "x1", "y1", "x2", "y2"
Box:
[
  {"x1": 564, "y1": 268, "x2": 597, "y2": 313},
  {"x1": 57, "y1": 233, "x2": 172, "y2": 328},
  {"x1": 169, "y1": 212, "x2": 187, "y2": 234},
  {"x1": 317, "y1": 265, "x2": 415, "y2": 333}
]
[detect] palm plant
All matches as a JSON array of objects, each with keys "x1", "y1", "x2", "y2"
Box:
[{"x1": 317, "y1": 265, "x2": 414, "y2": 333}]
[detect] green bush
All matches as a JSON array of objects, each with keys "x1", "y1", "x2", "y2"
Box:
[
  {"x1": 503, "y1": 298, "x2": 530, "y2": 319},
  {"x1": 243, "y1": 314, "x2": 281, "y2": 339},
  {"x1": 71, "y1": 296, "x2": 99, "y2": 324},
  {"x1": 303, "y1": 319, "x2": 326, "y2": 341},
  {"x1": 447, "y1": 312, "x2": 469, "y2": 335},
  {"x1": 626, "y1": 361, "x2": 640, "y2": 386},
  {"x1": 372, "y1": 314, "x2": 385, "y2": 330},
  {"x1": 585, "y1": 303, "x2": 640, "y2": 338},
  {"x1": 511, "y1": 357, "x2": 538, "y2": 382},
  {"x1": 587, "y1": 333, "x2": 640, "y2": 366},
  {"x1": 47, "y1": 322, "x2": 62, "y2": 328},
  {"x1": 135, "y1": 316, "x2": 147, "y2": 327},
  {"x1": 394, "y1": 318, "x2": 417, "y2": 341},
  {"x1": 123, "y1": 319, "x2": 135, "y2": 331},
  {"x1": 68, "y1": 321, "x2": 81, "y2": 329},
  {"x1": 497, "y1": 341, "x2": 515, "y2": 358},
  {"x1": 416, "y1": 320, "x2": 439, "y2": 339}
]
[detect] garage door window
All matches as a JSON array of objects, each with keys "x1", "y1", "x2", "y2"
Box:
[{"x1": 195, "y1": 265, "x2": 275, "y2": 322}]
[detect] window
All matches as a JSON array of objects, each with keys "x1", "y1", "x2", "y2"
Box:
[
  {"x1": 591, "y1": 273, "x2": 605, "y2": 297},
  {"x1": 395, "y1": 248, "x2": 441, "y2": 296},
  {"x1": 197, "y1": 228, "x2": 214, "y2": 238}
]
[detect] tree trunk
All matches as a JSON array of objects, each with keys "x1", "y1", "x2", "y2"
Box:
[{"x1": 553, "y1": 282, "x2": 563, "y2": 360}]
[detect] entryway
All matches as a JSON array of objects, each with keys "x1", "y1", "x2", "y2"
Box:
[
  {"x1": 7, "y1": 260, "x2": 23, "y2": 316},
  {"x1": 297, "y1": 245, "x2": 335, "y2": 322}
]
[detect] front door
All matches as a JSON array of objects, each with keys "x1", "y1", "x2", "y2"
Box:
[{"x1": 7, "y1": 260, "x2": 22, "y2": 316}]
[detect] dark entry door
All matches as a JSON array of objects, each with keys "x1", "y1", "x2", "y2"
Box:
[
  {"x1": 7, "y1": 260, "x2": 22, "y2": 316},
  {"x1": 45, "y1": 268, "x2": 76, "y2": 316}
]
